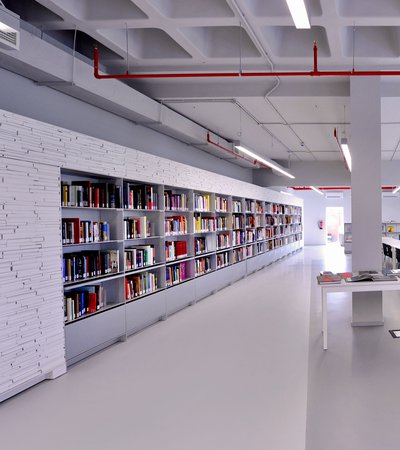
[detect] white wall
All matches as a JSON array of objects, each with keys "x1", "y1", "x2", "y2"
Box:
[
  {"x1": 287, "y1": 190, "x2": 350, "y2": 245},
  {"x1": 382, "y1": 195, "x2": 400, "y2": 222},
  {"x1": 283, "y1": 190, "x2": 400, "y2": 245}
]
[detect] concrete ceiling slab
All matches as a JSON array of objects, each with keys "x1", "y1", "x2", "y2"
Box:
[
  {"x1": 3, "y1": 0, "x2": 400, "y2": 168},
  {"x1": 148, "y1": 0, "x2": 235, "y2": 19},
  {"x1": 261, "y1": 26, "x2": 330, "y2": 58},
  {"x1": 180, "y1": 26, "x2": 260, "y2": 58}
]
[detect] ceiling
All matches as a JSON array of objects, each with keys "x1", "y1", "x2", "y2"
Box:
[{"x1": 4, "y1": 0, "x2": 400, "y2": 169}]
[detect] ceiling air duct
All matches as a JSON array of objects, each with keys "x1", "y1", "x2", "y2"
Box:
[{"x1": 0, "y1": 2, "x2": 20, "y2": 50}]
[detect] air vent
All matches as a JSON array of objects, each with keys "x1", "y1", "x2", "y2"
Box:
[
  {"x1": 0, "y1": 5, "x2": 20, "y2": 50},
  {"x1": 325, "y1": 192, "x2": 343, "y2": 199},
  {"x1": 0, "y1": 29, "x2": 18, "y2": 48}
]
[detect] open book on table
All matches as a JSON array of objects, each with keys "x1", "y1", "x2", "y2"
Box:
[{"x1": 346, "y1": 272, "x2": 398, "y2": 282}]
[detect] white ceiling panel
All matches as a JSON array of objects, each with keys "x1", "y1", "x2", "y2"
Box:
[
  {"x1": 382, "y1": 98, "x2": 400, "y2": 123},
  {"x1": 382, "y1": 151, "x2": 394, "y2": 161},
  {"x1": 236, "y1": 97, "x2": 286, "y2": 123},
  {"x1": 291, "y1": 124, "x2": 339, "y2": 152},
  {"x1": 311, "y1": 151, "x2": 343, "y2": 161},
  {"x1": 268, "y1": 97, "x2": 350, "y2": 124},
  {"x1": 264, "y1": 124, "x2": 314, "y2": 154},
  {"x1": 291, "y1": 151, "x2": 317, "y2": 162},
  {"x1": 382, "y1": 123, "x2": 400, "y2": 151}
]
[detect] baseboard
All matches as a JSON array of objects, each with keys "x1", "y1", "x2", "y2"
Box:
[
  {"x1": 0, "y1": 374, "x2": 47, "y2": 403},
  {"x1": 351, "y1": 320, "x2": 384, "y2": 327}
]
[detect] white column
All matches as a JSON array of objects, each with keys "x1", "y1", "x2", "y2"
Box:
[{"x1": 350, "y1": 76, "x2": 383, "y2": 326}]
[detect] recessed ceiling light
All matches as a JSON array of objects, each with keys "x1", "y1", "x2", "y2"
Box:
[{"x1": 286, "y1": 0, "x2": 311, "y2": 29}]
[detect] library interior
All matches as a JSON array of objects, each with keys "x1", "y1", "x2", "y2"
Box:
[{"x1": 2, "y1": 1, "x2": 400, "y2": 450}]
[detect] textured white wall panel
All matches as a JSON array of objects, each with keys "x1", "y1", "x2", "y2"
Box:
[
  {"x1": 0, "y1": 157, "x2": 65, "y2": 399},
  {"x1": 0, "y1": 109, "x2": 301, "y2": 206}
]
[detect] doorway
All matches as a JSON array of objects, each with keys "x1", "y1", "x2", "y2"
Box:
[{"x1": 325, "y1": 207, "x2": 344, "y2": 245}]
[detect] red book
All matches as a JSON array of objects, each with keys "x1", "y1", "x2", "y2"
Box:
[
  {"x1": 88, "y1": 293, "x2": 97, "y2": 313},
  {"x1": 94, "y1": 188, "x2": 100, "y2": 208},
  {"x1": 175, "y1": 241, "x2": 187, "y2": 257},
  {"x1": 68, "y1": 218, "x2": 81, "y2": 244},
  {"x1": 125, "y1": 278, "x2": 131, "y2": 300}
]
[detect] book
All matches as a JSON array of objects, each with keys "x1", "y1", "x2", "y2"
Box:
[
  {"x1": 337, "y1": 272, "x2": 352, "y2": 279},
  {"x1": 175, "y1": 241, "x2": 187, "y2": 258},
  {"x1": 383, "y1": 268, "x2": 400, "y2": 276},
  {"x1": 317, "y1": 274, "x2": 342, "y2": 284}
]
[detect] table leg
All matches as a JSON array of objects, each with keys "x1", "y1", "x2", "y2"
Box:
[
  {"x1": 322, "y1": 289, "x2": 328, "y2": 350},
  {"x1": 392, "y1": 246, "x2": 397, "y2": 270}
]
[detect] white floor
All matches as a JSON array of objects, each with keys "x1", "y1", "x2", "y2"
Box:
[{"x1": 1, "y1": 246, "x2": 400, "y2": 450}]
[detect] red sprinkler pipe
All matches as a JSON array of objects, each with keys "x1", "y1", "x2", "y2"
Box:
[{"x1": 94, "y1": 43, "x2": 400, "y2": 79}]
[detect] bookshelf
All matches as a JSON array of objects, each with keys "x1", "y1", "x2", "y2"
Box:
[
  {"x1": 61, "y1": 170, "x2": 303, "y2": 365},
  {"x1": 344, "y1": 222, "x2": 400, "y2": 255},
  {"x1": 61, "y1": 171, "x2": 125, "y2": 325}
]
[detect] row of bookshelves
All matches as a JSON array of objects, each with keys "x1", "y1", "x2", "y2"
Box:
[
  {"x1": 63, "y1": 238, "x2": 301, "y2": 323},
  {"x1": 61, "y1": 178, "x2": 302, "y2": 216},
  {"x1": 62, "y1": 216, "x2": 302, "y2": 243},
  {"x1": 61, "y1": 170, "x2": 303, "y2": 333},
  {"x1": 63, "y1": 232, "x2": 297, "y2": 323}
]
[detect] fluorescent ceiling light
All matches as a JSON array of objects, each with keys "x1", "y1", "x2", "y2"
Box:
[
  {"x1": 280, "y1": 191, "x2": 293, "y2": 196},
  {"x1": 393, "y1": 186, "x2": 400, "y2": 194},
  {"x1": 340, "y1": 138, "x2": 352, "y2": 172},
  {"x1": 235, "y1": 144, "x2": 295, "y2": 179},
  {"x1": 310, "y1": 186, "x2": 324, "y2": 195},
  {"x1": 286, "y1": 0, "x2": 310, "y2": 29}
]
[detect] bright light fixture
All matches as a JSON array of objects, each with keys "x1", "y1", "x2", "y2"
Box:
[
  {"x1": 280, "y1": 190, "x2": 293, "y2": 196},
  {"x1": 286, "y1": 0, "x2": 311, "y2": 29},
  {"x1": 235, "y1": 144, "x2": 295, "y2": 179},
  {"x1": 310, "y1": 186, "x2": 324, "y2": 195},
  {"x1": 393, "y1": 186, "x2": 400, "y2": 194},
  {"x1": 340, "y1": 138, "x2": 352, "y2": 172}
]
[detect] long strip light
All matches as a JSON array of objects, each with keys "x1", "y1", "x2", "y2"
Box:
[
  {"x1": 286, "y1": 0, "x2": 311, "y2": 29},
  {"x1": 235, "y1": 145, "x2": 295, "y2": 179},
  {"x1": 393, "y1": 186, "x2": 400, "y2": 194},
  {"x1": 310, "y1": 186, "x2": 324, "y2": 195},
  {"x1": 280, "y1": 190, "x2": 293, "y2": 196},
  {"x1": 340, "y1": 138, "x2": 352, "y2": 172}
]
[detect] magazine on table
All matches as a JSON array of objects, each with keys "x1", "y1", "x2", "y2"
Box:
[{"x1": 345, "y1": 271, "x2": 398, "y2": 282}]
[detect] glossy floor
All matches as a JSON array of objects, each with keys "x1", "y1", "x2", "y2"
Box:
[{"x1": 1, "y1": 245, "x2": 400, "y2": 450}]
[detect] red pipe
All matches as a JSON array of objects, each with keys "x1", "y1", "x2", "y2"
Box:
[
  {"x1": 94, "y1": 45, "x2": 400, "y2": 79},
  {"x1": 313, "y1": 41, "x2": 318, "y2": 73}
]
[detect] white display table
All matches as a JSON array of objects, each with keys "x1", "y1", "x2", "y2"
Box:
[{"x1": 320, "y1": 278, "x2": 400, "y2": 350}]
